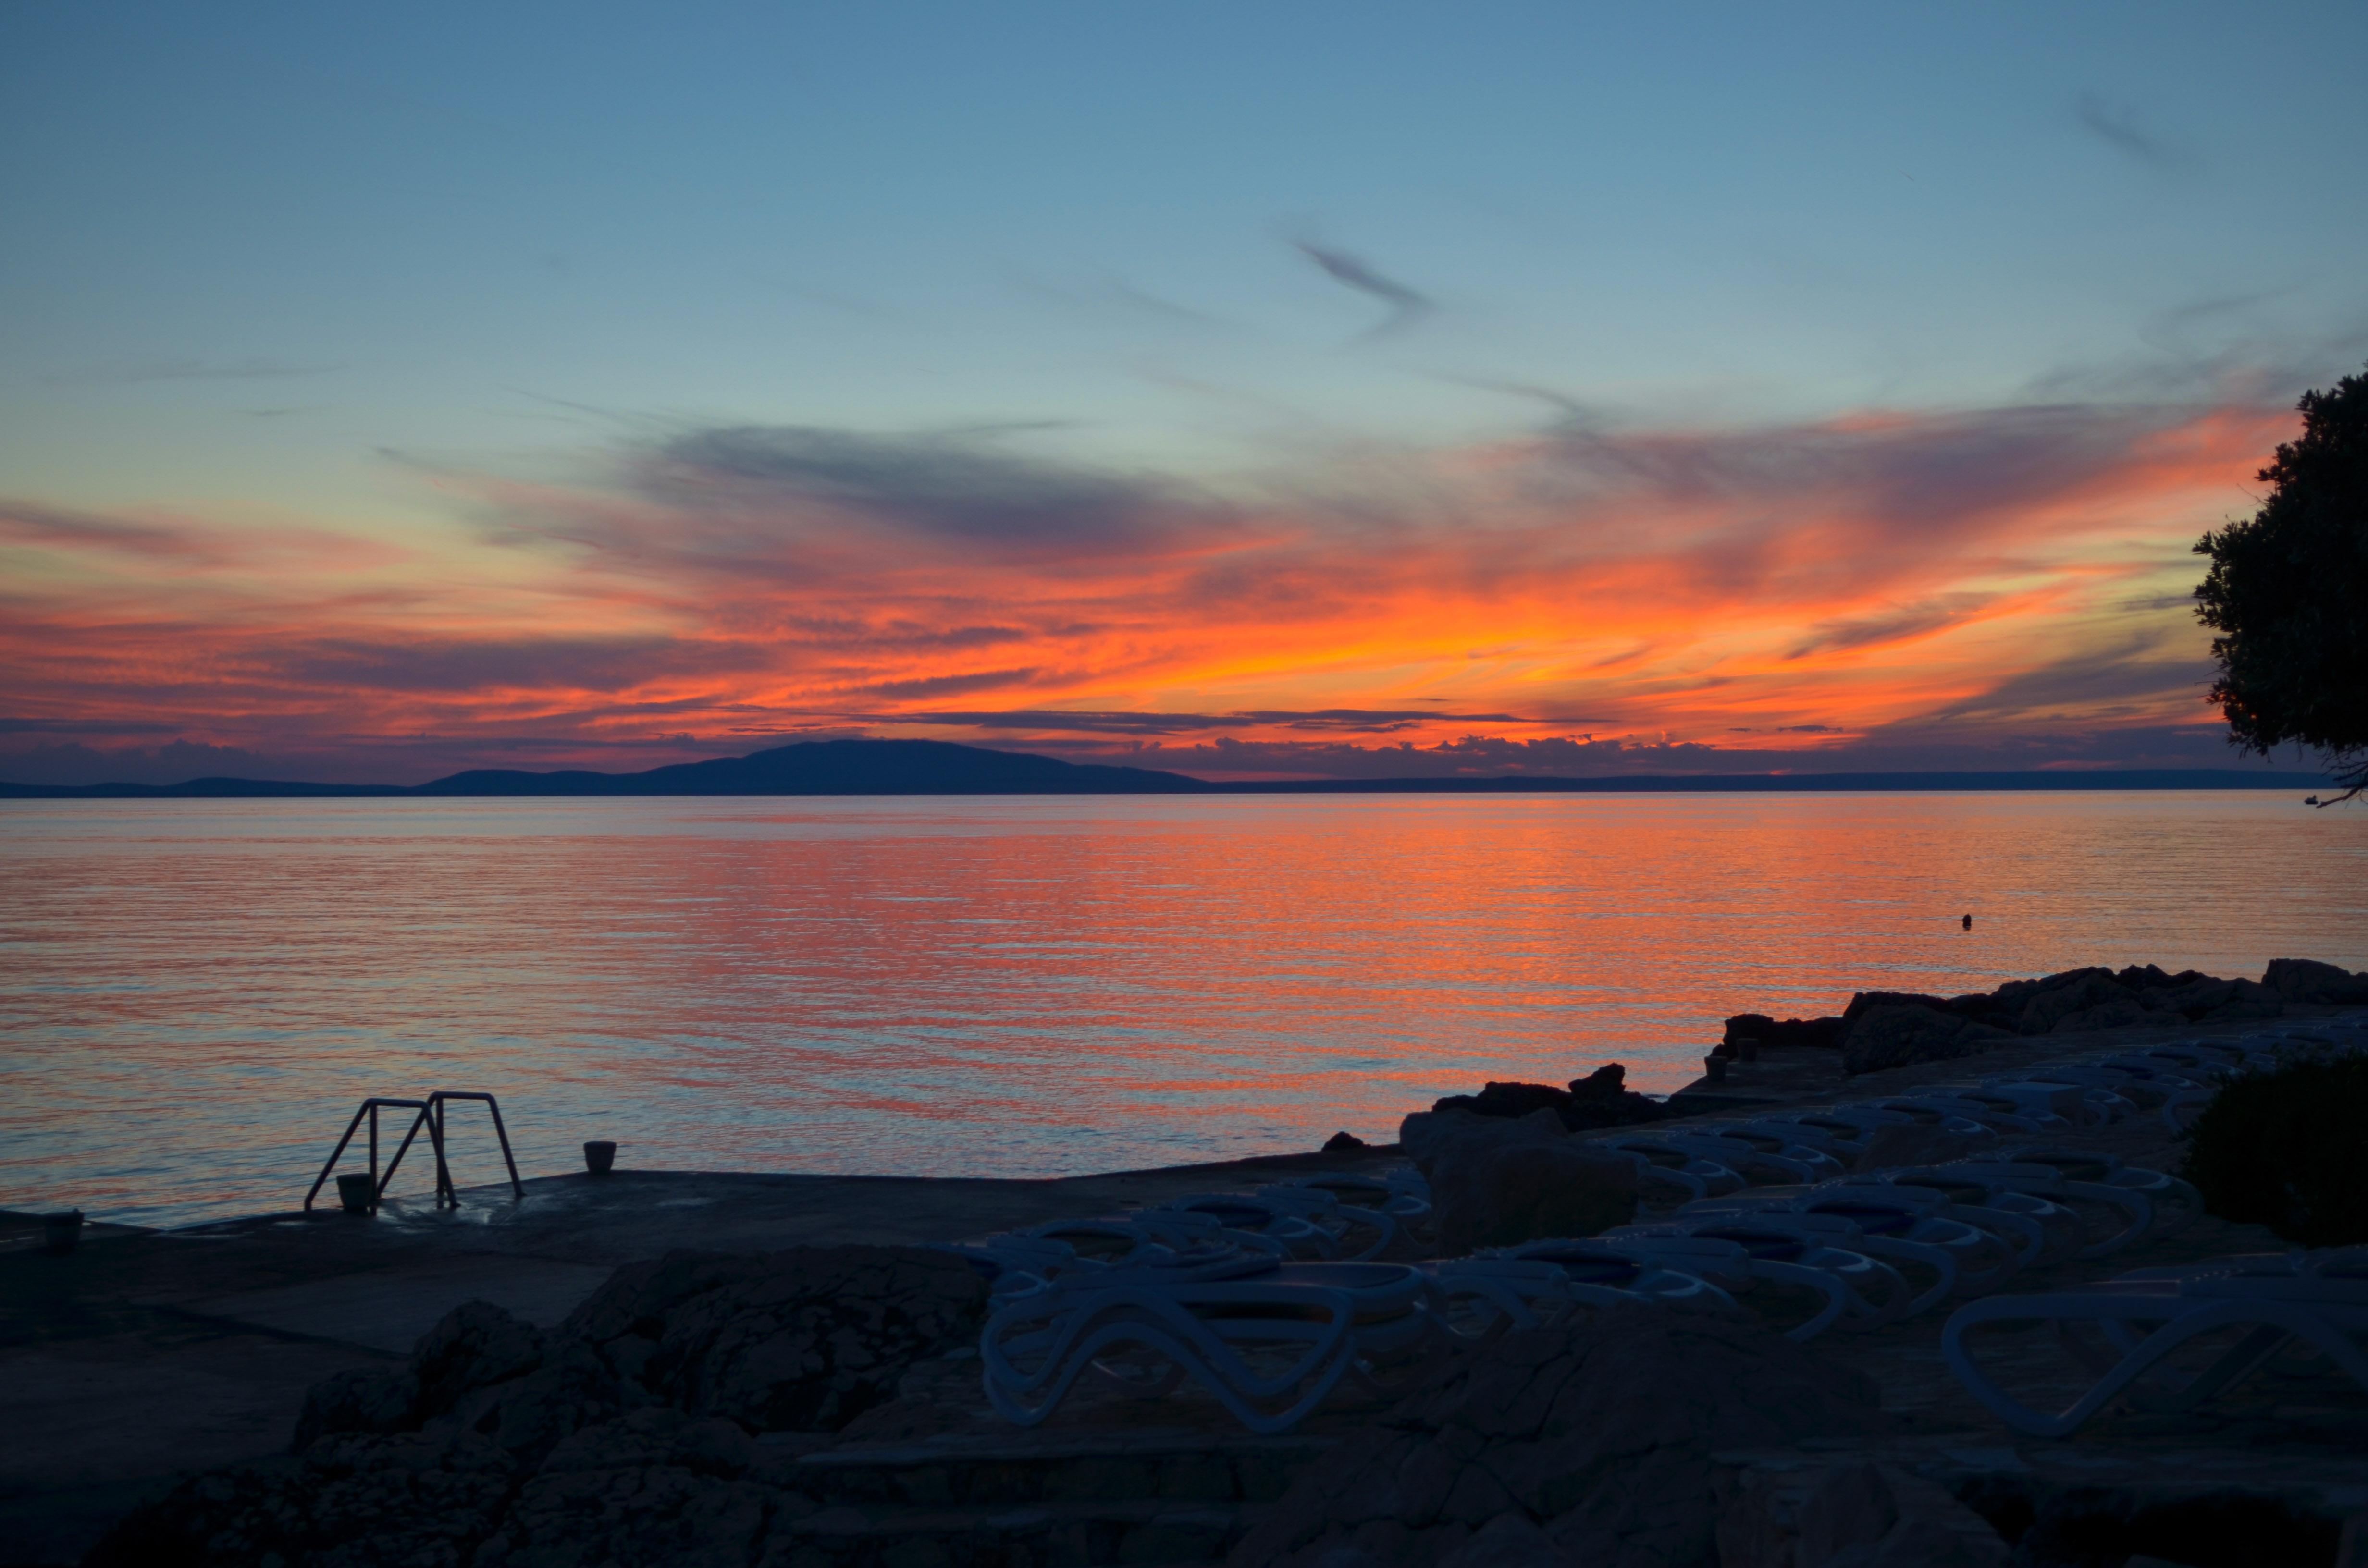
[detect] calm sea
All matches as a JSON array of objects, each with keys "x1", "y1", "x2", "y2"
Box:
[{"x1": 4, "y1": 791, "x2": 2363, "y2": 1228}]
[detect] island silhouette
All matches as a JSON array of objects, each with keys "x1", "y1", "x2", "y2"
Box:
[{"x1": 0, "y1": 737, "x2": 2334, "y2": 798}]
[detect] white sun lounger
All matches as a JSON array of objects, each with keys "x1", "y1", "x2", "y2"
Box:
[
  {"x1": 1899, "y1": 1161, "x2": 2154, "y2": 1258},
  {"x1": 1654, "y1": 1129, "x2": 1849, "y2": 1184},
  {"x1": 1501, "y1": 1234, "x2": 1864, "y2": 1343},
  {"x1": 1595, "y1": 1137, "x2": 1748, "y2": 1200},
  {"x1": 1606, "y1": 1216, "x2": 1920, "y2": 1326},
  {"x1": 1664, "y1": 1199, "x2": 1973, "y2": 1315},
  {"x1": 1942, "y1": 1250, "x2": 2368, "y2": 1437},
  {"x1": 981, "y1": 1256, "x2": 1442, "y2": 1434},
  {"x1": 1996, "y1": 1147, "x2": 2201, "y2": 1237},
  {"x1": 1131, "y1": 1194, "x2": 1341, "y2": 1259},
  {"x1": 1868, "y1": 1167, "x2": 2094, "y2": 1263},
  {"x1": 1431, "y1": 1247, "x2": 1736, "y2": 1336}
]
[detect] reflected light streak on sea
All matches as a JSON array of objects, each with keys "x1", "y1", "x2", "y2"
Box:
[{"x1": 2, "y1": 792, "x2": 2362, "y2": 1227}]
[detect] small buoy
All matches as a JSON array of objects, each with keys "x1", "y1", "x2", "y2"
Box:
[{"x1": 1961, "y1": 914, "x2": 1973, "y2": 931}]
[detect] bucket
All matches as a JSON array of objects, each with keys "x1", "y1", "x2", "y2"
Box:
[
  {"x1": 335, "y1": 1172, "x2": 378, "y2": 1214},
  {"x1": 43, "y1": 1210, "x2": 83, "y2": 1256},
  {"x1": 583, "y1": 1140, "x2": 617, "y2": 1176}
]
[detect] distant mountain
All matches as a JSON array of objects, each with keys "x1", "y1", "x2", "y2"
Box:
[
  {"x1": 0, "y1": 738, "x2": 2331, "y2": 799},
  {"x1": 0, "y1": 738, "x2": 1212, "y2": 798},
  {"x1": 415, "y1": 738, "x2": 1208, "y2": 796}
]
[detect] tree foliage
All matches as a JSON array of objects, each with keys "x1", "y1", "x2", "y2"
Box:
[
  {"x1": 2180, "y1": 1055, "x2": 2368, "y2": 1246},
  {"x1": 2194, "y1": 364, "x2": 2368, "y2": 802}
]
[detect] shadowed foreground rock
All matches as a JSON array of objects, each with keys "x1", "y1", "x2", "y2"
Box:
[
  {"x1": 1225, "y1": 1306, "x2": 1889, "y2": 1568},
  {"x1": 1397, "y1": 1108, "x2": 1638, "y2": 1255},
  {"x1": 84, "y1": 1245, "x2": 985, "y2": 1568}
]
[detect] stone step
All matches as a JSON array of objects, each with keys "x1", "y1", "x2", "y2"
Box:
[
  {"x1": 770, "y1": 1496, "x2": 1269, "y2": 1568},
  {"x1": 772, "y1": 1431, "x2": 1330, "y2": 1510}
]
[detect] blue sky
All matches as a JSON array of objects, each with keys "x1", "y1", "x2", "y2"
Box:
[{"x1": 3, "y1": 2, "x2": 2364, "y2": 783}]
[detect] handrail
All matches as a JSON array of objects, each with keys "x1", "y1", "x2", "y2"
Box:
[
  {"x1": 302, "y1": 1097, "x2": 432, "y2": 1211},
  {"x1": 421, "y1": 1091, "x2": 525, "y2": 1203},
  {"x1": 304, "y1": 1090, "x2": 523, "y2": 1210}
]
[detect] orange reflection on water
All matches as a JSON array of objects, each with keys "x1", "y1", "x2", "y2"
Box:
[{"x1": 2, "y1": 792, "x2": 2363, "y2": 1226}]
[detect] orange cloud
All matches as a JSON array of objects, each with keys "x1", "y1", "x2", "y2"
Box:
[{"x1": 0, "y1": 394, "x2": 2294, "y2": 782}]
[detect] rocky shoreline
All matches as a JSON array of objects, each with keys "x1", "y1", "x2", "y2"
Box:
[{"x1": 37, "y1": 960, "x2": 2368, "y2": 1568}]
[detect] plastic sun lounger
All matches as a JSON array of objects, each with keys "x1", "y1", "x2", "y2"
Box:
[
  {"x1": 1280, "y1": 1170, "x2": 1440, "y2": 1251},
  {"x1": 1771, "y1": 1187, "x2": 2023, "y2": 1295},
  {"x1": 1973, "y1": 1078, "x2": 2137, "y2": 1127},
  {"x1": 1996, "y1": 1147, "x2": 2202, "y2": 1237},
  {"x1": 1431, "y1": 1249, "x2": 1736, "y2": 1336},
  {"x1": 1665, "y1": 1200, "x2": 1968, "y2": 1315},
  {"x1": 1942, "y1": 1250, "x2": 2368, "y2": 1437},
  {"x1": 1270, "y1": 1170, "x2": 1433, "y2": 1221},
  {"x1": 1595, "y1": 1138, "x2": 1749, "y2": 1200},
  {"x1": 1506, "y1": 1235, "x2": 1862, "y2": 1343},
  {"x1": 1253, "y1": 1183, "x2": 1400, "y2": 1261},
  {"x1": 1876, "y1": 1163, "x2": 2147, "y2": 1261},
  {"x1": 1863, "y1": 1096, "x2": 2046, "y2": 1136},
  {"x1": 1828, "y1": 1178, "x2": 2056, "y2": 1270},
  {"x1": 1718, "y1": 1118, "x2": 1856, "y2": 1159},
  {"x1": 2013, "y1": 1063, "x2": 2176, "y2": 1111},
  {"x1": 1608, "y1": 1216, "x2": 1921, "y2": 1326},
  {"x1": 981, "y1": 1257, "x2": 1441, "y2": 1434},
  {"x1": 1132, "y1": 1195, "x2": 1340, "y2": 1259},
  {"x1": 1016, "y1": 1213, "x2": 1294, "y2": 1270},
  {"x1": 1932, "y1": 1084, "x2": 2082, "y2": 1130},
  {"x1": 1658, "y1": 1130, "x2": 1849, "y2": 1185}
]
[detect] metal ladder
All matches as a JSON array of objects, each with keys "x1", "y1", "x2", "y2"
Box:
[{"x1": 303, "y1": 1091, "x2": 524, "y2": 1210}]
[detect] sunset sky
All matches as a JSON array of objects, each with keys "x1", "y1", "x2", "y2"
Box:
[{"x1": 4, "y1": 3, "x2": 2364, "y2": 784}]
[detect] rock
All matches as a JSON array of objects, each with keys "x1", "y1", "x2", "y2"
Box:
[
  {"x1": 637, "y1": 1246, "x2": 989, "y2": 1432},
  {"x1": 2012, "y1": 969, "x2": 2138, "y2": 1033},
  {"x1": 474, "y1": 1408, "x2": 778, "y2": 1568},
  {"x1": 1426, "y1": 1135, "x2": 1639, "y2": 1256},
  {"x1": 83, "y1": 1431, "x2": 519, "y2": 1568},
  {"x1": 1227, "y1": 1306, "x2": 1886, "y2": 1568},
  {"x1": 1435, "y1": 1512, "x2": 1576, "y2": 1567},
  {"x1": 292, "y1": 1365, "x2": 418, "y2": 1450},
  {"x1": 1724, "y1": 1013, "x2": 1845, "y2": 1050},
  {"x1": 432, "y1": 1340, "x2": 637, "y2": 1465},
  {"x1": 1567, "y1": 1063, "x2": 1626, "y2": 1098},
  {"x1": 104, "y1": 1244, "x2": 993, "y2": 1567},
  {"x1": 412, "y1": 1300, "x2": 548, "y2": 1421},
  {"x1": 1323, "y1": 1130, "x2": 1370, "y2": 1152},
  {"x1": 1399, "y1": 1107, "x2": 1563, "y2": 1165},
  {"x1": 1841, "y1": 1004, "x2": 2015, "y2": 1075},
  {"x1": 292, "y1": 1301, "x2": 569, "y2": 1454},
  {"x1": 1852, "y1": 1123, "x2": 1991, "y2": 1170},
  {"x1": 1429, "y1": 1066, "x2": 1672, "y2": 1135},
  {"x1": 1721, "y1": 1460, "x2": 2008, "y2": 1568},
  {"x1": 2048, "y1": 996, "x2": 2157, "y2": 1033},
  {"x1": 1844, "y1": 989, "x2": 2019, "y2": 1035},
  {"x1": 1561, "y1": 1064, "x2": 1673, "y2": 1130},
  {"x1": 1434, "y1": 1080, "x2": 1575, "y2": 1121},
  {"x1": 2265, "y1": 958, "x2": 2368, "y2": 1004}
]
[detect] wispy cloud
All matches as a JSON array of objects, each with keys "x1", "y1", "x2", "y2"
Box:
[
  {"x1": 2074, "y1": 93, "x2": 2190, "y2": 171},
  {"x1": 1294, "y1": 241, "x2": 1436, "y2": 339}
]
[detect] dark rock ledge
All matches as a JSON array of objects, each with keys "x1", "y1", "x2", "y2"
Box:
[{"x1": 1711, "y1": 957, "x2": 2368, "y2": 1077}]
